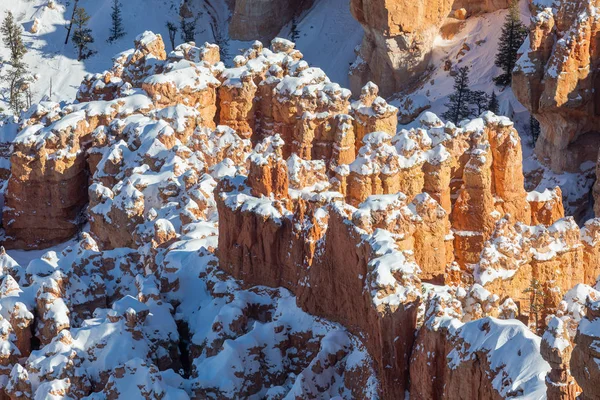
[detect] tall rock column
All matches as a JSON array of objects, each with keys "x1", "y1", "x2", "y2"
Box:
[
  {"x1": 582, "y1": 218, "x2": 600, "y2": 285},
  {"x1": 486, "y1": 115, "x2": 531, "y2": 225},
  {"x1": 541, "y1": 316, "x2": 579, "y2": 400},
  {"x1": 218, "y1": 70, "x2": 258, "y2": 140},
  {"x1": 350, "y1": 82, "x2": 398, "y2": 153},
  {"x1": 247, "y1": 135, "x2": 289, "y2": 199},
  {"x1": 572, "y1": 300, "x2": 600, "y2": 400},
  {"x1": 452, "y1": 142, "x2": 496, "y2": 267}
]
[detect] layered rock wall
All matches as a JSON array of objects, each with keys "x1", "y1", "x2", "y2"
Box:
[
  {"x1": 1, "y1": 29, "x2": 595, "y2": 400},
  {"x1": 349, "y1": 0, "x2": 509, "y2": 96},
  {"x1": 349, "y1": 0, "x2": 454, "y2": 96},
  {"x1": 513, "y1": 0, "x2": 600, "y2": 174},
  {"x1": 229, "y1": 0, "x2": 313, "y2": 42}
]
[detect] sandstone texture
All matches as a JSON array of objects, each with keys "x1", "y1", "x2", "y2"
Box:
[
  {"x1": 349, "y1": 0, "x2": 510, "y2": 96},
  {"x1": 572, "y1": 300, "x2": 600, "y2": 400},
  {"x1": 228, "y1": 0, "x2": 313, "y2": 42},
  {"x1": 513, "y1": 0, "x2": 600, "y2": 174},
  {"x1": 1, "y1": 27, "x2": 599, "y2": 400}
]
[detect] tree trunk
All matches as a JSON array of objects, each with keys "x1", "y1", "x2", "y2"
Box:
[{"x1": 64, "y1": 0, "x2": 79, "y2": 45}]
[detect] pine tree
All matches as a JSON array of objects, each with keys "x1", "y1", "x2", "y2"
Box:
[
  {"x1": 1, "y1": 11, "x2": 27, "y2": 64},
  {"x1": 488, "y1": 91, "x2": 499, "y2": 114},
  {"x1": 72, "y1": 7, "x2": 95, "y2": 61},
  {"x1": 530, "y1": 115, "x2": 541, "y2": 145},
  {"x1": 494, "y1": 0, "x2": 528, "y2": 86},
  {"x1": 442, "y1": 66, "x2": 472, "y2": 124},
  {"x1": 523, "y1": 278, "x2": 545, "y2": 334},
  {"x1": 166, "y1": 21, "x2": 178, "y2": 50},
  {"x1": 290, "y1": 17, "x2": 300, "y2": 43},
  {"x1": 108, "y1": 0, "x2": 125, "y2": 43},
  {"x1": 180, "y1": 17, "x2": 195, "y2": 43},
  {"x1": 210, "y1": 22, "x2": 229, "y2": 61},
  {"x1": 2, "y1": 61, "x2": 28, "y2": 114},
  {"x1": 64, "y1": 0, "x2": 80, "y2": 45},
  {"x1": 468, "y1": 90, "x2": 490, "y2": 116}
]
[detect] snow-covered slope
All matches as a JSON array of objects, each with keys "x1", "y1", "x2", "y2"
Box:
[{"x1": 393, "y1": 2, "x2": 531, "y2": 136}]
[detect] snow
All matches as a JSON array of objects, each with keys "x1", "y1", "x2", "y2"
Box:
[
  {"x1": 527, "y1": 188, "x2": 558, "y2": 202},
  {"x1": 448, "y1": 317, "x2": 550, "y2": 399},
  {"x1": 394, "y1": 4, "x2": 532, "y2": 135},
  {"x1": 0, "y1": 0, "x2": 362, "y2": 111}
]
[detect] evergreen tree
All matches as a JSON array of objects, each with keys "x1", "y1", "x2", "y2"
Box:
[
  {"x1": 72, "y1": 7, "x2": 96, "y2": 60},
  {"x1": 290, "y1": 17, "x2": 300, "y2": 42},
  {"x1": 1, "y1": 11, "x2": 27, "y2": 64},
  {"x1": 180, "y1": 17, "x2": 196, "y2": 43},
  {"x1": 442, "y1": 66, "x2": 472, "y2": 124},
  {"x1": 210, "y1": 22, "x2": 229, "y2": 61},
  {"x1": 523, "y1": 278, "x2": 545, "y2": 334},
  {"x1": 64, "y1": 0, "x2": 80, "y2": 45},
  {"x1": 494, "y1": 0, "x2": 528, "y2": 86},
  {"x1": 166, "y1": 21, "x2": 178, "y2": 50},
  {"x1": 468, "y1": 90, "x2": 490, "y2": 116},
  {"x1": 488, "y1": 91, "x2": 499, "y2": 114},
  {"x1": 2, "y1": 61, "x2": 28, "y2": 114},
  {"x1": 530, "y1": 115, "x2": 541, "y2": 145},
  {"x1": 108, "y1": 0, "x2": 125, "y2": 43}
]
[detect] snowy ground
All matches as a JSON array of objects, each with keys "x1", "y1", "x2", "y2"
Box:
[
  {"x1": 0, "y1": 0, "x2": 362, "y2": 110},
  {"x1": 394, "y1": 1, "x2": 532, "y2": 138}
]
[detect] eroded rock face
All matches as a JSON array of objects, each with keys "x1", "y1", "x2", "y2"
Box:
[
  {"x1": 1, "y1": 29, "x2": 592, "y2": 400},
  {"x1": 528, "y1": 187, "x2": 565, "y2": 226},
  {"x1": 349, "y1": 0, "x2": 454, "y2": 96},
  {"x1": 572, "y1": 300, "x2": 600, "y2": 400},
  {"x1": 452, "y1": 0, "x2": 510, "y2": 15},
  {"x1": 229, "y1": 0, "x2": 313, "y2": 42},
  {"x1": 541, "y1": 316, "x2": 579, "y2": 400},
  {"x1": 513, "y1": 0, "x2": 600, "y2": 174},
  {"x1": 410, "y1": 290, "x2": 550, "y2": 399},
  {"x1": 348, "y1": 0, "x2": 509, "y2": 96}
]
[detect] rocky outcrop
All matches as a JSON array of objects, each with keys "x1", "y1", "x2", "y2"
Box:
[
  {"x1": 349, "y1": 0, "x2": 454, "y2": 96},
  {"x1": 410, "y1": 290, "x2": 550, "y2": 399},
  {"x1": 350, "y1": 82, "x2": 398, "y2": 151},
  {"x1": 528, "y1": 187, "x2": 565, "y2": 226},
  {"x1": 217, "y1": 164, "x2": 423, "y2": 398},
  {"x1": 572, "y1": 300, "x2": 600, "y2": 400},
  {"x1": 513, "y1": 0, "x2": 600, "y2": 174},
  {"x1": 452, "y1": 115, "x2": 531, "y2": 267},
  {"x1": 472, "y1": 215, "x2": 597, "y2": 330},
  {"x1": 3, "y1": 109, "x2": 93, "y2": 249},
  {"x1": 541, "y1": 316, "x2": 578, "y2": 400},
  {"x1": 3, "y1": 28, "x2": 596, "y2": 400},
  {"x1": 452, "y1": 0, "x2": 510, "y2": 15},
  {"x1": 349, "y1": 0, "x2": 509, "y2": 96}
]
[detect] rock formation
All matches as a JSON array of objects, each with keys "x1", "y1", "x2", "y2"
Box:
[
  {"x1": 410, "y1": 290, "x2": 550, "y2": 399},
  {"x1": 349, "y1": 0, "x2": 454, "y2": 96},
  {"x1": 572, "y1": 300, "x2": 600, "y2": 400},
  {"x1": 349, "y1": 0, "x2": 509, "y2": 96},
  {"x1": 513, "y1": 0, "x2": 600, "y2": 174},
  {"x1": 528, "y1": 187, "x2": 565, "y2": 226},
  {"x1": 0, "y1": 29, "x2": 596, "y2": 400},
  {"x1": 541, "y1": 316, "x2": 579, "y2": 400},
  {"x1": 228, "y1": 0, "x2": 314, "y2": 43}
]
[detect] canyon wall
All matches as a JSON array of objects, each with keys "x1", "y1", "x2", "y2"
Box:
[
  {"x1": 513, "y1": 0, "x2": 600, "y2": 174},
  {"x1": 228, "y1": 0, "x2": 313, "y2": 42},
  {"x1": 349, "y1": 0, "x2": 510, "y2": 96},
  {"x1": 1, "y1": 30, "x2": 597, "y2": 400}
]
